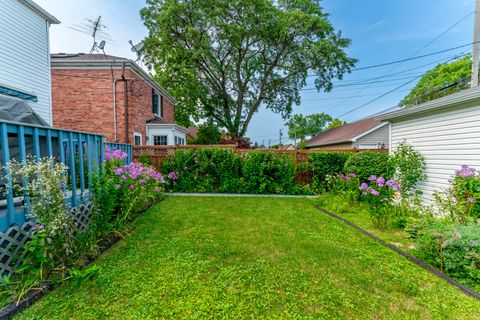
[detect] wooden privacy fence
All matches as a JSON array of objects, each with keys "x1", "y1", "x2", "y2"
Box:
[
  {"x1": 132, "y1": 145, "x2": 389, "y2": 177},
  {"x1": 0, "y1": 119, "x2": 132, "y2": 232}
]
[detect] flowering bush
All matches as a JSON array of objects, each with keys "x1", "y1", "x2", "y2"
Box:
[
  {"x1": 331, "y1": 173, "x2": 360, "y2": 205},
  {"x1": 3, "y1": 157, "x2": 97, "y2": 302},
  {"x1": 96, "y1": 149, "x2": 165, "y2": 227},
  {"x1": 434, "y1": 165, "x2": 480, "y2": 223},
  {"x1": 360, "y1": 175, "x2": 401, "y2": 228},
  {"x1": 390, "y1": 141, "x2": 426, "y2": 198}
]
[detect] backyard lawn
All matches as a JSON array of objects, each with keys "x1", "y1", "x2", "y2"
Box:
[{"x1": 15, "y1": 196, "x2": 480, "y2": 319}]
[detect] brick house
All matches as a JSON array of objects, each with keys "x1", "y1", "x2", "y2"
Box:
[{"x1": 50, "y1": 53, "x2": 187, "y2": 145}]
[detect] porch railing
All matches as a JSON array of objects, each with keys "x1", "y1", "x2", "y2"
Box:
[{"x1": 0, "y1": 119, "x2": 132, "y2": 232}]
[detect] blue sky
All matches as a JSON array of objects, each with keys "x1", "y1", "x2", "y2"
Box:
[{"x1": 37, "y1": 0, "x2": 475, "y2": 145}]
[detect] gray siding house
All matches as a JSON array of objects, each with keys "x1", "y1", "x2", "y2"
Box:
[
  {"x1": 0, "y1": 0, "x2": 59, "y2": 125},
  {"x1": 306, "y1": 117, "x2": 389, "y2": 150}
]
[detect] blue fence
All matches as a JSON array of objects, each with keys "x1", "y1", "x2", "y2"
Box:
[{"x1": 0, "y1": 120, "x2": 132, "y2": 232}]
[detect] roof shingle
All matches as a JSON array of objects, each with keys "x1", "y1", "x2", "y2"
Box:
[{"x1": 306, "y1": 117, "x2": 383, "y2": 147}]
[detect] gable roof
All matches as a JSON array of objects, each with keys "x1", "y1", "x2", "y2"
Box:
[
  {"x1": 50, "y1": 53, "x2": 175, "y2": 103},
  {"x1": 306, "y1": 117, "x2": 387, "y2": 147},
  {"x1": 19, "y1": 0, "x2": 60, "y2": 24}
]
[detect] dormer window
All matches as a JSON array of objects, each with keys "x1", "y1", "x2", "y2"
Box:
[{"x1": 152, "y1": 89, "x2": 163, "y2": 117}]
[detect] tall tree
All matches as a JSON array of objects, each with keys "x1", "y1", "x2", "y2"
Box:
[
  {"x1": 286, "y1": 113, "x2": 333, "y2": 141},
  {"x1": 401, "y1": 56, "x2": 471, "y2": 108},
  {"x1": 326, "y1": 118, "x2": 346, "y2": 130},
  {"x1": 193, "y1": 121, "x2": 222, "y2": 144},
  {"x1": 141, "y1": 0, "x2": 356, "y2": 138}
]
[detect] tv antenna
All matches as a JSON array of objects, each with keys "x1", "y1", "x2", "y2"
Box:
[
  {"x1": 129, "y1": 40, "x2": 144, "y2": 62},
  {"x1": 69, "y1": 16, "x2": 115, "y2": 53}
]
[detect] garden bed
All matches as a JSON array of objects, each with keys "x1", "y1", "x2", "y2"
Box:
[{"x1": 14, "y1": 196, "x2": 480, "y2": 319}]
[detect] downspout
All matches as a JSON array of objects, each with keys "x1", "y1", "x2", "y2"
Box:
[
  {"x1": 112, "y1": 61, "x2": 133, "y2": 143},
  {"x1": 112, "y1": 78, "x2": 121, "y2": 142},
  {"x1": 124, "y1": 79, "x2": 129, "y2": 143}
]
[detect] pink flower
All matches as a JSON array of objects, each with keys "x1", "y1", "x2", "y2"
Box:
[
  {"x1": 370, "y1": 188, "x2": 380, "y2": 196},
  {"x1": 349, "y1": 173, "x2": 357, "y2": 177},
  {"x1": 467, "y1": 197, "x2": 476, "y2": 203},
  {"x1": 368, "y1": 175, "x2": 377, "y2": 181},
  {"x1": 359, "y1": 182, "x2": 368, "y2": 190},
  {"x1": 376, "y1": 177, "x2": 385, "y2": 187},
  {"x1": 129, "y1": 184, "x2": 134, "y2": 190},
  {"x1": 154, "y1": 188, "x2": 160, "y2": 193},
  {"x1": 121, "y1": 175, "x2": 128, "y2": 181},
  {"x1": 114, "y1": 168, "x2": 124, "y2": 175},
  {"x1": 115, "y1": 184, "x2": 121, "y2": 189}
]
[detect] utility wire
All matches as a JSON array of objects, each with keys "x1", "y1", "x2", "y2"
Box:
[
  {"x1": 337, "y1": 52, "x2": 470, "y2": 117},
  {"x1": 328, "y1": 11, "x2": 474, "y2": 116}
]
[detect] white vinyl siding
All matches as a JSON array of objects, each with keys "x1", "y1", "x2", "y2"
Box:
[
  {"x1": 389, "y1": 103, "x2": 480, "y2": 203},
  {"x1": 0, "y1": 0, "x2": 53, "y2": 124}
]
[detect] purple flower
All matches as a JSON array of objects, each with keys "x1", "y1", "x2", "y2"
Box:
[
  {"x1": 452, "y1": 197, "x2": 458, "y2": 205},
  {"x1": 455, "y1": 165, "x2": 476, "y2": 178},
  {"x1": 370, "y1": 188, "x2": 380, "y2": 196},
  {"x1": 139, "y1": 180, "x2": 144, "y2": 185},
  {"x1": 121, "y1": 175, "x2": 128, "y2": 181},
  {"x1": 114, "y1": 168, "x2": 124, "y2": 175},
  {"x1": 129, "y1": 184, "x2": 135, "y2": 190},
  {"x1": 368, "y1": 175, "x2": 377, "y2": 182},
  {"x1": 348, "y1": 173, "x2": 357, "y2": 177},
  {"x1": 376, "y1": 177, "x2": 385, "y2": 187},
  {"x1": 359, "y1": 182, "x2": 369, "y2": 190},
  {"x1": 104, "y1": 152, "x2": 112, "y2": 160},
  {"x1": 154, "y1": 188, "x2": 160, "y2": 193},
  {"x1": 115, "y1": 184, "x2": 121, "y2": 189},
  {"x1": 467, "y1": 197, "x2": 476, "y2": 203},
  {"x1": 168, "y1": 171, "x2": 177, "y2": 180},
  {"x1": 385, "y1": 179, "x2": 401, "y2": 190}
]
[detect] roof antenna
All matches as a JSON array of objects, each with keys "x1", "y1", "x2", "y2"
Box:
[
  {"x1": 129, "y1": 40, "x2": 144, "y2": 62},
  {"x1": 69, "y1": 16, "x2": 115, "y2": 53}
]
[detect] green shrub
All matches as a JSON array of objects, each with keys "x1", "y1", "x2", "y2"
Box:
[
  {"x1": 390, "y1": 141, "x2": 426, "y2": 198},
  {"x1": 241, "y1": 152, "x2": 296, "y2": 194},
  {"x1": 138, "y1": 152, "x2": 151, "y2": 166},
  {"x1": 307, "y1": 152, "x2": 351, "y2": 191},
  {"x1": 413, "y1": 221, "x2": 480, "y2": 288},
  {"x1": 163, "y1": 148, "x2": 242, "y2": 192},
  {"x1": 343, "y1": 151, "x2": 393, "y2": 183}
]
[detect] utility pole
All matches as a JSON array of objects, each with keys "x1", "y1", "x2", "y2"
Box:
[
  {"x1": 279, "y1": 129, "x2": 283, "y2": 146},
  {"x1": 268, "y1": 139, "x2": 271, "y2": 148},
  {"x1": 472, "y1": 0, "x2": 480, "y2": 87}
]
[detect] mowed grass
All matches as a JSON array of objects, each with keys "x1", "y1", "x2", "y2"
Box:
[{"x1": 16, "y1": 196, "x2": 480, "y2": 319}]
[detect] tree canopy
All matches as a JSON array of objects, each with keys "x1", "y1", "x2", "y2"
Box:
[
  {"x1": 401, "y1": 56, "x2": 471, "y2": 108},
  {"x1": 326, "y1": 118, "x2": 346, "y2": 130},
  {"x1": 141, "y1": 0, "x2": 356, "y2": 137},
  {"x1": 286, "y1": 113, "x2": 343, "y2": 141},
  {"x1": 192, "y1": 121, "x2": 222, "y2": 144}
]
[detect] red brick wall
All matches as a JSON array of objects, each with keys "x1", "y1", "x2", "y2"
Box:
[{"x1": 51, "y1": 68, "x2": 175, "y2": 144}]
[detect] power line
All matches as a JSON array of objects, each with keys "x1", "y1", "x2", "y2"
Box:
[
  {"x1": 338, "y1": 53, "x2": 470, "y2": 117},
  {"x1": 327, "y1": 11, "x2": 474, "y2": 116}
]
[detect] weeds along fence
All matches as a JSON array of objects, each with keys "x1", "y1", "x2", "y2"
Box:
[
  {"x1": 133, "y1": 145, "x2": 388, "y2": 184},
  {"x1": 0, "y1": 119, "x2": 132, "y2": 231}
]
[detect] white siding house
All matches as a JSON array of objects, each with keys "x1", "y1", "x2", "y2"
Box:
[
  {"x1": 378, "y1": 87, "x2": 480, "y2": 203},
  {"x1": 0, "y1": 0, "x2": 59, "y2": 125}
]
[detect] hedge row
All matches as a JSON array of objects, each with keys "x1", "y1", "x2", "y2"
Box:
[{"x1": 160, "y1": 149, "x2": 391, "y2": 194}]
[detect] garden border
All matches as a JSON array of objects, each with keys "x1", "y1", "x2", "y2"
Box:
[
  {"x1": 0, "y1": 198, "x2": 165, "y2": 320},
  {"x1": 315, "y1": 206, "x2": 480, "y2": 302}
]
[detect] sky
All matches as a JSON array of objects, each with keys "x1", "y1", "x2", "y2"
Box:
[{"x1": 37, "y1": 0, "x2": 475, "y2": 145}]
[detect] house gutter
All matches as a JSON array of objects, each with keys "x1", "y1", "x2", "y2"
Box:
[{"x1": 112, "y1": 63, "x2": 134, "y2": 143}]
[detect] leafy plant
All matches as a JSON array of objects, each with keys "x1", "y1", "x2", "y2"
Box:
[
  {"x1": 343, "y1": 151, "x2": 392, "y2": 183},
  {"x1": 434, "y1": 165, "x2": 480, "y2": 223},
  {"x1": 413, "y1": 221, "x2": 480, "y2": 288},
  {"x1": 390, "y1": 141, "x2": 426, "y2": 198},
  {"x1": 306, "y1": 152, "x2": 351, "y2": 192}
]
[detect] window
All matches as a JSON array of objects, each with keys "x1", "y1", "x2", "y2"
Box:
[
  {"x1": 152, "y1": 89, "x2": 164, "y2": 117},
  {"x1": 175, "y1": 136, "x2": 185, "y2": 145},
  {"x1": 358, "y1": 144, "x2": 377, "y2": 150},
  {"x1": 133, "y1": 132, "x2": 142, "y2": 146},
  {"x1": 153, "y1": 135, "x2": 168, "y2": 146}
]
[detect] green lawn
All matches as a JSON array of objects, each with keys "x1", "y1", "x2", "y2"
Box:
[{"x1": 15, "y1": 196, "x2": 480, "y2": 319}]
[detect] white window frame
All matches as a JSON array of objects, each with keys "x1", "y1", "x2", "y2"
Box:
[
  {"x1": 153, "y1": 135, "x2": 168, "y2": 146},
  {"x1": 358, "y1": 144, "x2": 377, "y2": 150},
  {"x1": 133, "y1": 132, "x2": 142, "y2": 146}
]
